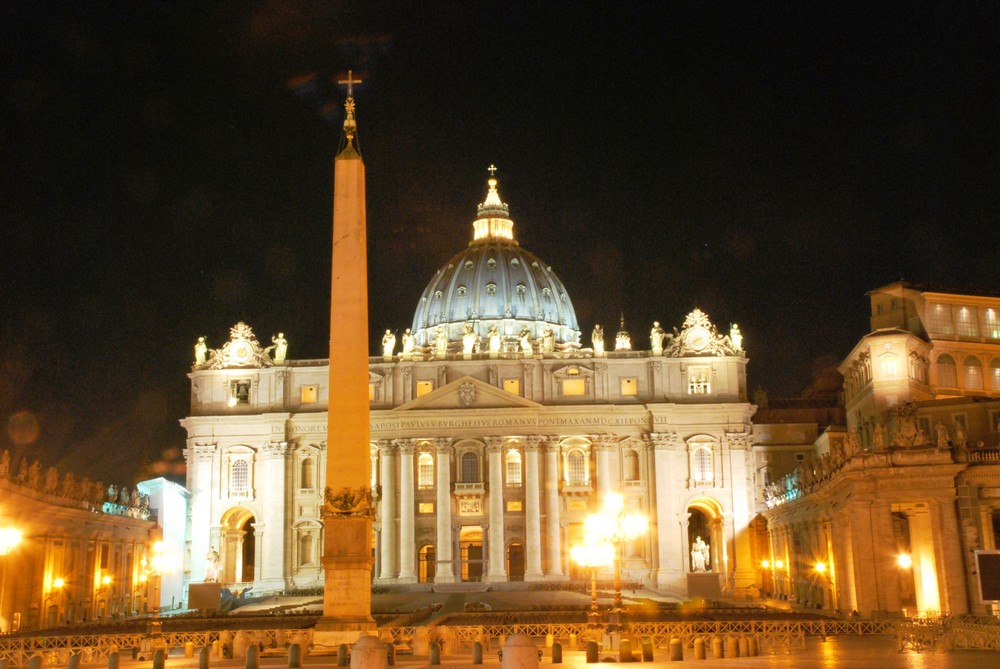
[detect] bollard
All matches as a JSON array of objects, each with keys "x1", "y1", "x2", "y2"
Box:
[
  {"x1": 387, "y1": 643, "x2": 396, "y2": 666},
  {"x1": 186, "y1": 642, "x2": 195, "y2": 658},
  {"x1": 500, "y1": 634, "x2": 539, "y2": 669},
  {"x1": 552, "y1": 642, "x2": 562, "y2": 664},
  {"x1": 748, "y1": 635, "x2": 758, "y2": 656},
  {"x1": 28, "y1": 657, "x2": 41, "y2": 669},
  {"x1": 738, "y1": 636, "x2": 749, "y2": 657},
  {"x1": 711, "y1": 636, "x2": 723, "y2": 659},
  {"x1": 669, "y1": 637, "x2": 683, "y2": 662},
  {"x1": 472, "y1": 642, "x2": 483, "y2": 665},
  {"x1": 585, "y1": 640, "x2": 599, "y2": 664},
  {"x1": 200, "y1": 646, "x2": 211, "y2": 669},
  {"x1": 0, "y1": 658, "x2": 6, "y2": 669},
  {"x1": 641, "y1": 641, "x2": 653, "y2": 662},
  {"x1": 429, "y1": 642, "x2": 440, "y2": 666},
  {"x1": 619, "y1": 639, "x2": 632, "y2": 663},
  {"x1": 288, "y1": 643, "x2": 302, "y2": 669},
  {"x1": 290, "y1": 633, "x2": 309, "y2": 659},
  {"x1": 246, "y1": 646, "x2": 259, "y2": 669},
  {"x1": 68, "y1": 654, "x2": 81, "y2": 669},
  {"x1": 693, "y1": 638, "x2": 705, "y2": 660},
  {"x1": 153, "y1": 649, "x2": 165, "y2": 669},
  {"x1": 569, "y1": 633, "x2": 578, "y2": 650},
  {"x1": 350, "y1": 636, "x2": 388, "y2": 669},
  {"x1": 107, "y1": 653, "x2": 119, "y2": 669},
  {"x1": 725, "y1": 636, "x2": 739, "y2": 658},
  {"x1": 338, "y1": 644, "x2": 349, "y2": 667}
]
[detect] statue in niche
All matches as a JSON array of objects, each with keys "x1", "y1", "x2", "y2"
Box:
[
  {"x1": 650, "y1": 321, "x2": 666, "y2": 353},
  {"x1": 401, "y1": 328, "x2": 415, "y2": 355},
  {"x1": 519, "y1": 327, "x2": 533, "y2": 354},
  {"x1": 487, "y1": 325, "x2": 502, "y2": 354},
  {"x1": 382, "y1": 330, "x2": 396, "y2": 357},
  {"x1": 592, "y1": 324, "x2": 605, "y2": 354},
  {"x1": 935, "y1": 421, "x2": 950, "y2": 449},
  {"x1": 434, "y1": 327, "x2": 448, "y2": 356},
  {"x1": 205, "y1": 549, "x2": 222, "y2": 583},
  {"x1": 730, "y1": 324, "x2": 743, "y2": 351},
  {"x1": 691, "y1": 536, "x2": 710, "y2": 572},
  {"x1": 271, "y1": 333, "x2": 288, "y2": 363},
  {"x1": 462, "y1": 323, "x2": 477, "y2": 355},
  {"x1": 0, "y1": 449, "x2": 9, "y2": 478},
  {"x1": 542, "y1": 327, "x2": 555, "y2": 353},
  {"x1": 194, "y1": 336, "x2": 208, "y2": 365}
]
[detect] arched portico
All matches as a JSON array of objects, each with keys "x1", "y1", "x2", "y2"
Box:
[{"x1": 220, "y1": 507, "x2": 256, "y2": 585}]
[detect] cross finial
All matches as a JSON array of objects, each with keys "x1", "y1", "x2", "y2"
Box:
[
  {"x1": 487, "y1": 164, "x2": 497, "y2": 176},
  {"x1": 337, "y1": 69, "x2": 363, "y2": 98}
]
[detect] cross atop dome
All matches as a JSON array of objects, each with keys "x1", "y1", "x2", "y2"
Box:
[
  {"x1": 473, "y1": 166, "x2": 515, "y2": 243},
  {"x1": 336, "y1": 69, "x2": 362, "y2": 155}
]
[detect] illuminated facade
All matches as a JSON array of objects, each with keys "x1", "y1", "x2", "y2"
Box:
[
  {"x1": 0, "y1": 467, "x2": 159, "y2": 632},
  {"x1": 760, "y1": 281, "x2": 1000, "y2": 616},
  {"x1": 182, "y1": 175, "x2": 758, "y2": 599}
]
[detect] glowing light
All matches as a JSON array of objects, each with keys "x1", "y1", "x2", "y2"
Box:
[
  {"x1": 0, "y1": 527, "x2": 22, "y2": 556},
  {"x1": 101, "y1": 575, "x2": 112, "y2": 585},
  {"x1": 52, "y1": 577, "x2": 65, "y2": 589},
  {"x1": 760, "y1": 559, "x2": 770, "y2": 569},
  {"x1": 814, "y1": 561, "x2": 827, "y2": 574},
  {"x1": 897, "y1": 553, "x2": 913, "y2": 569},
  {"x1": 570, "y1": 541, "x2": 614, "y2": 568},
  {"x1": 775, "y1": 559, "x2": 784, "y2": 569}
]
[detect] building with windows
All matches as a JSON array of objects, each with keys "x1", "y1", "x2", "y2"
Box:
[
  {"x1": 760, "y1": 281, "x2": 1000, "y2": 616},
  {"x1": 181, "y1": 174, "x2": 757, "y2": 599}
]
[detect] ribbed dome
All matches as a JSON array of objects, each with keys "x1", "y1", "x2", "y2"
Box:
[{"x1": 411, "y1": 174, "x2": 581, "y2": 352}]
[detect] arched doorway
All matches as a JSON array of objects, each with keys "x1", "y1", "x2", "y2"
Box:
[
  {"x1": 418, "y1": 544, "x2": 436, "y2": 583},
  {"x1": 507, "y1": 543, "x2": 525, "y2": 582},
  {"x1": 686, "y1": 498, "x2": 724, "y2": 574},
  {"x1": 220, "y1": 507, "x2": 256, "y2": 584},
  {"x1": 459, "y1": 526, "x2": 484, "y2": 582}
]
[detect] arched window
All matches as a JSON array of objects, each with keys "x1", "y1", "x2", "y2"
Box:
[
  {"x1": 299, "y1": 534, "x2": 313, "y2": 566},
  {"x1": 418, "y1": 452, "x2": 434, "y2": 488},
  {"x1": 231, "y1": 460, "x2": 249, "y2": 495},
  {"x1": 505, "y1": 450, "x2": 522, "y2": 487},
  {"x1": 990, "y1": 358, "x2": 1000, "y2": 391},
  {"x1": 461, "y1": 452, "x2": 480, "y2": 483},
  {"x1": 623, "y1": 450, "x2": 640, "y2": 482},
  {"x1": 963, "y1": 356, "x2": 984, "y2": 390},
  {"x1": 300, "y1": 458, "x2": 314, "y2": 490},
  {"x1": 566, "y1": 449, "x2": 587, "y2": 486},
  {"x1": 937, "y1": 354, "x2": 957, "y2": 388},
  {"x1": 691, "y1": 447, "x2": 713, "y2": 484}
]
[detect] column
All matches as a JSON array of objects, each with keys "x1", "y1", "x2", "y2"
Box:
[
  {"x1": 259, "y1": 441, "x2": 288, "y2": 591},
  {"x1": 397, "y1": 440, "x2": 417, "y2": 582},
  {"x1": 594, "y1": 435, "x2": 615, "y2": 497},
  {"x1": 649, "y1": 432, "x2": 684, "y2": 593},
  {"x1": 524, "y1": 436, "x2": 544, "y2": 580},
  {"x1": 929, "y1": 498, "x2": 970, "y2": 615},
  {"x1": 726, "y1": 432, "x2": 755, "y2": 588},
  {"x1": 486, "y1": 437, "x2": 507, "y2": 581},
  {"x1": 434, "y1": 438, "x2": 455, "y2": 583},
  {"x1": 544, "y1": 438, "x2": 564, "y2": 578},
  {"x1": 187, "y1": 443, "x2": 218, "y2": 584},
  {"x1": 377, "y1": 440, "x2": 397, "y2": 582}
]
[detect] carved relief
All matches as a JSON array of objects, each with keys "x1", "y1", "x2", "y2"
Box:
[{"x1": 323, "y1": 486, "x2": 374, "y2": 517}]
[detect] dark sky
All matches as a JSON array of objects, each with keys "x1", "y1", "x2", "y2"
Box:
[{"x1": 1, "y1": 2, "x2": 997, "y2": 483}]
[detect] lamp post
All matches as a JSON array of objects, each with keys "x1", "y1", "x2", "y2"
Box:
[
  {"x1": 586, "y1": 493, "x2": 647, "y2": 611},
  {"x1": 0, "y1": 527, "x2": 23, "y2": 634},
  {"x1": 570, "y1": 540, "x2": 613, "y2": 627},
  {"x1": 140, "y1": 539, "x2": 178, "y2": 654}
]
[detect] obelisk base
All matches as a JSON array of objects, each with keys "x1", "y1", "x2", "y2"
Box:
[{"x1": 316, "y1": 515, "x2": 376, "y2": 648}]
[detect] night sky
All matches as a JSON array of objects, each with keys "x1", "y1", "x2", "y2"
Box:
[{"x1": 1, "y1": 2, "x2": 997, "y2": 484}]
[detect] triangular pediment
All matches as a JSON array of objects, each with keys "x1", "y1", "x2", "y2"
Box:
[{"x1": 395, "y1": 376, "x2": 542, "y2": 411}]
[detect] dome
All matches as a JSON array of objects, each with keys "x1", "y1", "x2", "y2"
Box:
[{"x1": 411, "y1": 173, "x2": 581, "y2": 352}]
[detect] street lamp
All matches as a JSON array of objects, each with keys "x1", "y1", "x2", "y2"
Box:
[
  {"x1": 586, "y1": 493, "x2": 647, "y2": 610},
  {"x1": 570, "y1": 540, "x2": 613, "y2": 627},
  {"x1": 0, "y1": 527, "x2": 23, "y2": 634},
  {"x1": 141, "y1": 540, "x2": 179, "y2": 620}
]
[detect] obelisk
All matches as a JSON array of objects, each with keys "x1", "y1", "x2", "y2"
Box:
[{"x1": 316, "y1": 72, "x2": 376, "y2": 642}]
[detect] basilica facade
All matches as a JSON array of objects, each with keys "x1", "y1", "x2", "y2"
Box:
[{"x1": 181, "y1": 176, "x2": 756, "y2": 599}]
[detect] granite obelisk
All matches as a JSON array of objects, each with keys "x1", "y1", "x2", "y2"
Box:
[{"x1": 316, "y1": 72, "x2": 376, "y2": 640}]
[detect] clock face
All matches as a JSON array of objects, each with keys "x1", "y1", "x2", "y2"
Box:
[
  {"x1": 232, "y1": 341, "x2": 253, "y2": 363},
  {"x1": 685, "y1": 327, "x2": 710, "y2": 352}
]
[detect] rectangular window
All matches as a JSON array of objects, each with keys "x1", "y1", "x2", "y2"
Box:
[
  {"x1": 688, "y1": 367, "x2": 711, "y2": 394},
  {"x1": 300, "y1": 385, "x2": 318, "y2": 403},
  {"x1": 506, "y1": 500, "x2": 523, "y2": 512},
  {"x1": 99, "y1": 544, "x2": 110, "y2": 570},
  {"x1": 955, "y1": 306, "x2": 978, "y2": 337},
  {"x1": 561, "y1": 379, "x2": 586, "y2": 396},
  {"x1": 418, "y1": 502, "x2": 435, "y2": 514},
  {"x1": 416, "y1": 380, "x2": 434, "y2": 397},
  {"x1": 925, "y1": 303, "x2": 954, "y2": 335},
  {"x1": 982, "y1": 308, "x2": 1000, "y2": 339},
  {"x1": 502, "y1": 378, "x2": 521, "y2": 395},
  {"x1": 620, "y1": 377, "x2": 638, "y2": 396}
]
